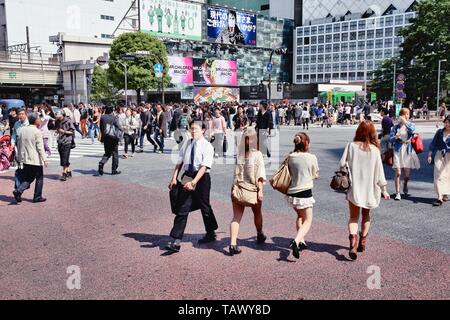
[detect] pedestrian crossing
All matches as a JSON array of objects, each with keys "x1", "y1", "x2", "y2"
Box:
[{"x1": 46, "y1": 140, "x2": 112, "y2": 162}]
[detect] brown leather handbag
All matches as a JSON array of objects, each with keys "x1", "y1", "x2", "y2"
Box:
[
  {"x1": 330, "y1": 166, "x2": 351, "y2": 192},
  {"x1": 383, "y1": 149, "x2": 394, "y2": 167},
  {"x1": 231, "y1": 181, "x2": 259, "y2": 206},
  {"x1": 270, "y1": 157, "x2": 292, "y2": 194}
]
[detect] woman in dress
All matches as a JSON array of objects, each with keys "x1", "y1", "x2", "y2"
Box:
[
  {"x1": 340, "y1": 121, "x2": 390, "y2": 260},
  {"x1": 428, "y1": 115, "x2": 450, "y2": 206},
  {"x1": 229, "y1": 128, "x2": 266, "y2": 255},
  {"x1": 286, "y1": 132, "x2": 319, "y2": 259},
  {"x1": 390, "y1": 108, "x2": 420, "y2": 201}
]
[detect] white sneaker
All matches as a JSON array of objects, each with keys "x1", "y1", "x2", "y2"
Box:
[{"x1": 395, "y1": 193, "x2": 401, "y2": 201}]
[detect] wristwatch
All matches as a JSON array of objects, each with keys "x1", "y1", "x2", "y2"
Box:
[{"x1": 191, "y1": 181, "x2": 197, "y2": 188}]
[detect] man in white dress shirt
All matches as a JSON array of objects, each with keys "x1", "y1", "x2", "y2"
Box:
[{"x1": 166, "y1": 120, "x2": 218, "y2": 252}]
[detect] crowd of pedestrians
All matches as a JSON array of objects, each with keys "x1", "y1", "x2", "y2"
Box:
[{"x1": 0, "y1": 99, "x2": 449, "y2": 261}]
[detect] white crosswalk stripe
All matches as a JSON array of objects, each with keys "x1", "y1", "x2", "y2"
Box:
[{"x1": 46, "y1": 140, "x2": 124, "y2": 162}]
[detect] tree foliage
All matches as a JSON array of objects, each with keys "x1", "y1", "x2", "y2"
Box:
[
  {"x1": 90, "y1": 65, "x2": 121, "y2": 104},
  {"x1": 372, "y1": 0, "x2": 450, "y2": 106},
  {"x1": 107, "y1": 32, "x2": 171, "y2": 104}
]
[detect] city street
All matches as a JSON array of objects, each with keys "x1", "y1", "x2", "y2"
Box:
[{"x1": 1, "y1": 122, "x2": 448, "y2": 300}]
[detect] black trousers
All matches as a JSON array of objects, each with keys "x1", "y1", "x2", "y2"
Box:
[
  {"x1": 170, "y1": 173, "x2": 218, "y2": 240},
  {"x1": 99, "y1": 139, "x2": 119, "y2": 172},
  {"x1": 123, "y1": 133, "x2": 135, "y2": 154},
  {"x1": 16, "y1": 164, "x2": 44, "y2": 200}
]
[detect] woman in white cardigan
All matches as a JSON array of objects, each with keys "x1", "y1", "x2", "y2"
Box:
[{"x1": 339, "y1": 121, "x2": 390, "y2": 260}]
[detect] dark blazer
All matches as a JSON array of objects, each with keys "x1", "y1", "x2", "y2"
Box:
[
  {"x1": 255, "y1": 110, "x2": 273, "y2": 131},
  {"x1": 156, "y1": 112, "x2": 166, "y2": 137},
  {"x1": 100, "y1": 114, "x2": 121, "y2": 143}
]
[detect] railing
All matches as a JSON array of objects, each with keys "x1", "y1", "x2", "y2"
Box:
[{"x1": 0, "y1": 51, "x2": 60, "y2": 65}]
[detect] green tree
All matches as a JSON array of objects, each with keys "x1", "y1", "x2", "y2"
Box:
[
  {"x1": 372, "y1": 0, "x2": 450, "y2": 107},
  {"x1": 90, "y1": 65, "x2": 121, "y2": 104},
  {"x1": 108, "y1": 32, "x2": 171, "y2": 105}
]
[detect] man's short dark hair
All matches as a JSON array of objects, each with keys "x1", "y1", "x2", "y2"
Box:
[
  {"x1": 105, "y1": 106, "x2": 114, "y2": 114},
  {"x1": 189, "y1": 120, "x2": 206, "y2": 130},
  {"x1": 17, "y1": 108, "x2": 25, "y2": 114},
  {"x1": 381, "y1": 108, "x2": 388, "y2": 115}
]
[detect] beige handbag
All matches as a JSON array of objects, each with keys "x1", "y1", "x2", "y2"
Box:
[
  {"x1": 231, "y1": 181, "x2": 259, "y2": 206},
  {"x1": 270, "y1": 157, "x2": 291, "y2": 194}
]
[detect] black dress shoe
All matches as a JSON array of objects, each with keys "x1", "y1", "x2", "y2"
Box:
[
  {"x1": 198, "y1": 232, "x2": 216, "y2": 244},
  {"x1": 111, "y1": 171, "x2": 122, "y2": 175},
  {"x1": 290, "y1": 240, "x2": 300, "y2": 259},
  {"x1": 60, "y1": 173, "x2": 67, "y2": 181},
  {"x1": 13, "y1": 190, "x2": 22, "y2": 203},
  {"x1": 166, "y1": 242, "x2": 180, "y2": 253},
  {"x1": 256, "y1": 232, "x2": 267, "y2": 244},
  {"x1": 33, "y1": 198, "x2": 47, "y2": 203},
  {"x1": 66, "y1": 171, "x2": 72, "y2": 178},
  {"x1": 98, "y1": 165, "x2": 104, "y2": 176},
  {"x1": 229, "y1": 245, "x2": 242, "y2": 256}
]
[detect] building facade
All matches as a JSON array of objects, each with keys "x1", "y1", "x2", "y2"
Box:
[{"x1": 294, "y1": 1, "x2": 418, "y2": 85}]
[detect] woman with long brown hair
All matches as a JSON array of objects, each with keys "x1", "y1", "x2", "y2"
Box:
[
  {"x1": 339, "y1": 121, "x2": 390, "y2": 260},
  {"x1": 229, "y1": 127, "x2": 266, "y2": 256}
]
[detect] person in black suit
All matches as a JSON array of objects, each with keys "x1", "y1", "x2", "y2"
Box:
[
  {"x1": 255, "y1": 102, "x2": 273, "y2": 158},
  {"x1": 98, "y1": 106, "x2": 122, "y2": 176}
]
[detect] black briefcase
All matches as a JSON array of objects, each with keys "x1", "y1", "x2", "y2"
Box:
[{"x1": 169, "y1": 182, "x2": 201, "y2": 215}]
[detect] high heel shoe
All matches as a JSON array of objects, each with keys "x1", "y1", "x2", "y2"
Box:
[
  {"x1": 349, "y1": 234, "x2": 358, "y2": 260},
  {"x1": 290, "y1": 240, "x2": 300, "y2": 259},
  {"x1": 357, "y1": 233, "x2": 367, "y2": 252},
  {"x1": 229, "y1": 245, "x2": 242, "y2": 256}
]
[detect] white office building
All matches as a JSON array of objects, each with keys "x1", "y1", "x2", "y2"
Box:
[
  {"x1": 0, "y1": 0, "x2": 134, "y2": 53},
  {"x1": 294, "y1": 1, "x2": 418, "y2": 85}
]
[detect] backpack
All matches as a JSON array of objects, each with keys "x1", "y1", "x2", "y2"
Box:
[{"x1": 178, "y1": 115, "x2": 189, "y2": 130}]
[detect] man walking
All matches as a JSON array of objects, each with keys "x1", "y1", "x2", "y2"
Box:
[
  {"x1": 13, "y1": 113, "x2": 48, "y2": 203},
  {"x1": 55, "y1": 110, "x2": 75, "y2": 181},
  {"x1": 98, "y1": 106, "x2": 122, "y2": 176},
  {"x1": 166, "y1": 121, "x2": 218, "y2": 253},
  {"x1": 154, "y1": 104, "x2": 166, "y2": 153},
  {"x1": 255, "y1": 102, "x2": 273, "y2": 158}
]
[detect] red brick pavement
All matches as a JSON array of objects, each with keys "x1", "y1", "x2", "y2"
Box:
[{"x1": 0, "y1": 172, "x2": 448, "y2": 299}]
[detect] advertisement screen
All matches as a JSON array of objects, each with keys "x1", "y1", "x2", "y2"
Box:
[
  {"x1": 193, "y1": 59, "x2": 238, "y2": 86},
  {"x1": 168, "y1": 57, "x2": 193, "y2": 84},
  {"x1": 140, "y1": 0, "x2": 202, "y2": 41},
  {"x1": 194, "y1": 87, "x2": 240, "y2": 104},
  {"x1": 207, "y1": 7, "x2": 257, "y2": 46}
]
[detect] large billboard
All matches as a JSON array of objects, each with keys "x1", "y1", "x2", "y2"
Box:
[
  {"x1": 207, "y1": 7, "x2": 257, "y2": 46},
  {"x1": 193, "y1": 58, "x2": 238, "y2": 86},
  {"x1": 140, "y1": 0, "x2": 202, "y2": 41},
  {"x1": 168, "y1": 56, "x2": 193, "y2": 84},
  {"x1": 194, "y1": 87, "x2": 240, "y2": 104}
]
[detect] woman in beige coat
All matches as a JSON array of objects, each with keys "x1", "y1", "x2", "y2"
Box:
[{"x1": 339, "y1": 121, "x2": 390, "y2": 260}]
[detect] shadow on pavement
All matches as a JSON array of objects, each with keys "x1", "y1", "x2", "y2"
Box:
[
  {"x1": 74, "y1": 169, "x2": 98, "y2": 176},
  {"x1": 401, "y1": 196, "x2": 435, "y2": 205}
]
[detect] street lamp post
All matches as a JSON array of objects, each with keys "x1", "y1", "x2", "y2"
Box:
[
  {"x1": 437, "y1": 59, "x2": 447, "y2": 110},
  {"x1": 393, "y1": 62, "x2": 397, "y2": 102}
]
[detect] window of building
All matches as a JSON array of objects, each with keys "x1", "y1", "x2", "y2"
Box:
[
  {"x1": 375, "y1": 60, "x2": 382, "y2": 69},
  {"x1": 304, "y1": 27, "x2": 310, "y2": 36},
  {"x1": 349, "y1": 72, "x2": 356, "y2": 81},
  {"x1": 311, "y1": 55, "x2": 316, "y2": 63},
  {"x1": 333, "y1": 34, "x2": 340, "y2": 42},
  {"x1": 333, "y1": 53, "x2": 339, "y2": 61},
  {"x1": 376, "y1": 17, "x2": 385, "y2": 28},
  {"x1": 357, "y1": 72, "x2": 365, "y2": 80},
  {"x1": 385, "y1": 17, "x2": 394, "y2": 27},
  {"x1": 394, "y1": 37, "x2": 403, "y2": 46},
  {"x1": 350, "y1": 21, "x2": 357, "y2": 31},
  {"x1": 366, "y1": 61, "x2": 374, "y2": 70},
  {"x1": 367, "y1": 18, "x2": 376, "y2": 29},
  {"x1": 375, "y1": 39, "x2": 383, "y2": 48},
  {"x1": 296, "y1": 56, "x2": 302, "y2": 64},
  {"x1": 304, "y1": 37, "x2": 310, "y2": 45},
  {"x1": 342, "y1": 22, "x2": 349, "y2": 32},
  {"x1": 341, "y1": 33, "x2": 349, "y2": 42},
  {"x1": 318, "y1": 74, "x2": 324, "y2": 82},
  {"x1": 366, "y1": 40, "x2": 374, "y2": 49},
  {"x1": 357, "y1": 51, "x2": 365, "y2": 60},
  {"x1": 311, "y1": 36, "x2": 317, "y2": 44},
  {"x1": 325, "y1": 74, "x2": 332, "y2": 82},
  {"x1": 297, "y1": 47, "x2": 303, "y2": 55},
  {"x1": 395, "y1": 15, "x2": 404, "y2": 25},
  {"x1": 358, "y1": 20, "x2": 366, "y2": 30},
  {"x1": 333, "y1": 44, "x2": 340, "y2": 52},
  {"x1": 376, "y1": 29, "x2": 384, "y2": 38},
  {"x1": 310, "y1": 74, "x2": 317, "y2": 82},
  {"x1": 304, "y1": 46, "x2": 310, "y2": 54},
  {"x1": 341, "y1": 53, "x2": 348, "y2": 61},
  {"x1": 310, "y1": 65, "x2": 316, "y2": 72},
  {"x1": 326, "y1": 24, "x2": 333, "y2": 33},
  {"x1": 311, "y1": 26, "x2": 317, "y2": 35},
  {"x1": 311, "y1": 45, "x2": 317, "y2": 54},
  {"x1": 357, "y1": 62, "x2": 364, "y2": 71},
  {"x1": 385, "y1": 49, "x2": 392, "y2": 58},
  {"x1": 304, "y1": 65, "x2": 310, "y2": 73},
  {"x1": 304, "y1": 56, "x2": 310, "y2": 64},
  {"x1": 325, "y1": 44, "x2": 332, "y2": 52},
  {"x1": 333, "y1": 73, "x2": 340, "y2": 79},
  {"x1": 367, "y1": 30, "x2": 375, "y2": 39},
  {"x1": 303, "y1": 75, "x2": 309, "y2": 82},
  {"x1": 375, "y1": 50, "x2": 383, "y2": 59},
  {"x1": 318, "y1": 25, "x2": 324, "y2": 34},
  {"x1": 366, "y1": 50, "x2": 374, "y2": 60},
  {"x1": 318, "y1": 64, "x2": 324, "y2": 72},
  {"x1": 349, "y1": 42, "x2": 356, "y2": 51},
  {"x1": 341, "y1": 63, "x2": 348, "y2": 70},
  {"x1": 341, "y1": 43, "x2": 348, "y2": 51},
  {"x1": 325, "y1": 54, "x2": 332, "y2": 62},
  {"x1": 318, "y1": 45, "x2": 324, "y2": 54},
  {"x1": 384, "y1": 38, "x2": 393, "y2": 47},
  {"x1": 350, "y1": 32, "x2": 357, "y2": 40},
  {"x1": 296, "y1": 75, "x2": 302, "y2": 82},
  {"x1": 358, "y1": 41, "x2": 365, "y2": 50},
  {"x1": 318, "y1": 55, "x2": 324, "y2": 63},
  {"x1": 297, "y1": 29, "x2": 304, "y2": 37},
  {"x1": 341, "y1": 72, "x2": 348, "y2": 80},
  {"x1": 349, "y1": 62, "x2": 356, "y2": 71},
  {"x1": 395, "y1": 27, "x2": 403, "y2": 36},
  {"x1": 405, "y1": 13, "x2": 414, "y2": 23},
  {"x1": 100, "y1": 15, "x2": 114, "y2": 21},
  {"x1": 101, "y1": 34, "x2": 113, "y2": 39},
  {"x1": 325, "y1": 64, "x2": 332, "y2": 72},
  {"x1": 333, "y1": 63, "x2": 340, "y2": 72},
  {"x1": 358, "y1": 31, "x2": 365, "y2": 40},
  {"x1": 333, "y1": 24, "x2": 341, "y2": 32},
  {"x1": 385, "y1": 28, "x2": 393, "y2": 37},
  {"x1": 318, "y1": 35, "x2": 324, "y2": 44},
  {"x1": 349, "y1": 52, "x2": 356, "y2": 61},
  {"x1": 326, "y1": 34, "x2": 332, "y2": 43}
]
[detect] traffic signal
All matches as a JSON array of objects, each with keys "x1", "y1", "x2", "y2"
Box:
[
  {"x1": 274, "y1": 48, "x2": 288, "y2": 55},
  {"x1": 277, "y1": 83, "x2": 282, "y2": 92},
  {"x1": 258, "y1": 84, "x2": 265, "y2": 92}
]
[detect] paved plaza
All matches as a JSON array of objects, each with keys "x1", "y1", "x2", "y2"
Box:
[{"x1": 0, "y1": 123, "x2": 449, "y2": 299}]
